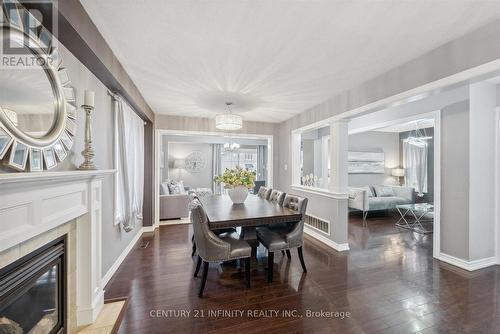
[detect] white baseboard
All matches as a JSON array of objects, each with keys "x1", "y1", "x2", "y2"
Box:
[
  {"x1": 304, "y1": 226, "x2": 349, "y2": 251},
  {"x1": 439, "y1": 253, "x2": 497, "y2": 271},
  {"x1": 159, "y1": 218, "x2": 190, "y2": 226},
  {"x1": 142, "y1": 225, "x2": 155, "y2": 232},
  {"x1": 101, "y1": 226, "x2": 146, "y2": 288}
]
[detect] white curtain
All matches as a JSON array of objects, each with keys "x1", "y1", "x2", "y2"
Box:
[
  {"x1": 257, "y1": 145, "x2": 267, "y2": 181},
  {"x1": 403, "y1": 141, "x2": 428, "y2": 196},
  {"x1": 114, "y1": 97, "x2": 144, "y2": 232},
  {"x1": 212, "y1": 144, "x2": 223, "y2": 195}
]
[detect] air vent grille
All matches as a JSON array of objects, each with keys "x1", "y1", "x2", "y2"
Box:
[{"x1": 305, "y1": 214, "x2": 329, "y2": 234}]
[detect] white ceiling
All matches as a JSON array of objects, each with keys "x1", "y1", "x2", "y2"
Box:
[{"x1": 81, "y1": 0, "x2": 500, "y2": 123}]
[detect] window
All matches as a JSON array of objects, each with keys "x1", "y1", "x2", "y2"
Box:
[
  {"x1": 299, "y1": 125, "x2": 330, "y2": 189},
  {"x1": 221, "y1": 148, "x2": 258, "y2": 172}
]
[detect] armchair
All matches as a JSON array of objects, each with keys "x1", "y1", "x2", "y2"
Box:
[
  {"x1": 191, "y1": 205, "x2": 252, "y2": 297},
  {"x1": 257, "y1": 194, "x2": 308, "y2": 282}
]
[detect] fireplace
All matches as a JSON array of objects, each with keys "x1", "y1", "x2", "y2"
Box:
[{"x1": 0, "y1": 237, "x2": 66, "y2": 334}]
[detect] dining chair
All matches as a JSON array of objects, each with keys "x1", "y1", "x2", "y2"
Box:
[
  {"x1": 268, "y1": 189, "x2": 286, "y2": 205},
  {"x1": 256, "y1": 194, "x2": 308, "y2": 282},
  {"x1": 191, "y1": 204, "x2": 252, "y2": 297},
  {"x1": 190, "y1": 193, "x2": 236, "y2": 257},
  {"x1": 257, "y1": 186, "x2": 272, "y2": 200}
]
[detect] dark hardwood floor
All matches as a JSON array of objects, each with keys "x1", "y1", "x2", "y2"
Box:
[{"x1": 105, "y1": 215, "x2": 500, "y2": 334}]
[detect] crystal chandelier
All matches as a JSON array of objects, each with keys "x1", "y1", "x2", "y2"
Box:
[
  {"x1": 215, "y1": 102, "x2": 243, "y2": 130},
  {"x1": 403, "y1": 121, "x2": 433, "y2": 147},
  {"x1": 223, "y1": 142, "x2": 240, "y2": 152}
]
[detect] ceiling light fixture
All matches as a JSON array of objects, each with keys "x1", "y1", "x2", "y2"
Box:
[
  {"x1": 215, "y1": 102, "x2": 243, "y2": 130},
  {"x1": 403, "y1": 120, "x2": 433, "y2": 147},
  {"x1": 223, "y1": 142, "x2": 240, "y2": 152}
]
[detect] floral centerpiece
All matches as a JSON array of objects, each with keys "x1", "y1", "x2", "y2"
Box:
[{"x1": 214, "y1": 167, "x2": 256, "y2": 203}]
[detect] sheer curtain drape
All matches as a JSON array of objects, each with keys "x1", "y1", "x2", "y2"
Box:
[
  {"x1": 113, "y1": 97, "x2": 144, "y2": 232},
  {"x1": 257, "y1": 145, "x2": 267, "y2": 182},
  {"x1": 403, "y1": 141, "x2": 428, "y2": 196},
  {"x1": 212, "y1": 144, "x2": 223, "y2": 195}
]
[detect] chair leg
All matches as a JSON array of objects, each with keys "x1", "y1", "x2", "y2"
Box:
[
  {"x1": 194, "y1": 255, "x2": 202, "y2": 277},
  {"x1": 267, "y1": 251, "x2": 274, "y2": 283},
  {"x1": 297, "y1": 246, "x2": 307, "y2": 273},
  {"x1": 191, "y1": 242, "x2": 197, "y2": 257},
  {"x1": 285, "y1": 250, "x2": 291, "y2": 259},
  {"x1": 281, "y1": 250, "x2": 285, "y2": 256},
  {"x1": 244, "y1": 258, "x2": 251, "y2": 288},
  {"x1": 191, "y1": 234, "x2": 194, "y2": 242},
  {"x1": 363, "y1": 211, "x2": 368, "y2": 227},
  {"x1": 198, "y1": 261, "x2": 209, "y2": 297}
]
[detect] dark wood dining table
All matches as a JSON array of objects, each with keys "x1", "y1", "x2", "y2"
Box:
[
  {"x1": 201, "y1": 194, "x2": 302, "y2": 230},
  {"x1": 200, "y1": 194, "x2": 303, "y2": 273}
]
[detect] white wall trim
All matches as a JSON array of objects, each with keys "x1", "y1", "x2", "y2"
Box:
[
  {"x1": 348, "y1": 110, "x2": 440, "y2": 135},
  {"x1": 159, "y1": 219, "x2": 191, "y2": 226},
  {"x1": 439, "y1": 253, "x2": 497, "y2": 271},
  {"x1": 291, "y1": 185, "x2": 349, "y2": 199},
  {"x1": 102, "y1": 226, "x2": 148, "y2": 288},
  {"x1": 304, "y1": 226, "x2": 349, "y2": 251},
  {"x1": 496, "y1": 107, "x2": 500, "y2": 265},
  {"x1": 142, "y1": 225, "x2": 155, "y2": 232},
  {"x1": 433, "y1": 110, "x2": 442, "y2": 260},
  {"x1": 154, "y1": 129, "x2": 274, "y2": 226}
]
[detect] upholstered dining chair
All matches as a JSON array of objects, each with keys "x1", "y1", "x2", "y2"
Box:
[
  {"x1": 257, "y1": 186, "x2": 272, "y2": 200},
  {"x1": 268, "y1": 189, "x2": 286, "y2": 205},
  {"x1": 256, "y1": 194, "x2": 308, "y2": 282},
  {"x1": 191, "y1": 204, "x2": 252, "y2": 297},
  {"x1": 189, "y1": 193, "x2": 236, "y2": 257}
]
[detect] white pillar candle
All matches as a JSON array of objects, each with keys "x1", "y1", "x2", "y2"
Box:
[{"x1": 84, "y1": 90, "x2": 95, "y2": 107}]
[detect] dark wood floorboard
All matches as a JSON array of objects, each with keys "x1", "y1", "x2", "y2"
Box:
[{"x1": 104, "y1": 215, "x2": 500, "y2": 334}]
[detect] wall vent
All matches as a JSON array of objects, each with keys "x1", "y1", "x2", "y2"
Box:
[{"x1": 305, "y1": 214, "x2": 329, "y2": 234}]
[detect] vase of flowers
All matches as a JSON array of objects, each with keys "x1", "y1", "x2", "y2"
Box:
[{"x1": 214, "y1": 167, "x2": 256, "y2": 204}]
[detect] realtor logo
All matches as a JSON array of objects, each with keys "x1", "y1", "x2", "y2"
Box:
[{"x1": 1, "y1": 0, "x2": 58, "y2": 69}]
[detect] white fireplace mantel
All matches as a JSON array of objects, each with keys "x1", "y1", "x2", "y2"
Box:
[{"x1": 0, "y1": 169, "x2": 116, "y2": 327}]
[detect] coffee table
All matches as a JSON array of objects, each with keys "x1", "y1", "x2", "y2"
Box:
[{"x1": 395, "y1": 203, "x2": 434, "y2": 234}]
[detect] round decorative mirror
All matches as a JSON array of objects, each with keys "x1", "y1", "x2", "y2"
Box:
[{"x1": 0, "y1": 2, "x2": 75, "y2": 171}]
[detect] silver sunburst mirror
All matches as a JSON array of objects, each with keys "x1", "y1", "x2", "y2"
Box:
[{"x1": 0, "y1": 0, "x2": 75, "y2": 171}]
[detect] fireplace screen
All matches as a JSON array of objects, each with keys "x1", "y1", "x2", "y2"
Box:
[{"x1": 0, "y1": 238, "x2": 65, "y2": 334}]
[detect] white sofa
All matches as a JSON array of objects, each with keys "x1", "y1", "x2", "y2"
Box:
[
  {"x1": 159, "y1": 182, "x2": 189, "y2": 220},
  {"x1": 348, "y1": 185, "x2": 415, "y2": 225}
]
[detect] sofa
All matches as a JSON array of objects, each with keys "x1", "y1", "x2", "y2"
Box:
[
  {"x1": 160, "y1": 181, "x2": 189, "y2": 220},
  {"x1": 348, "y1": 185, "x2": 415, "y2": 225}
]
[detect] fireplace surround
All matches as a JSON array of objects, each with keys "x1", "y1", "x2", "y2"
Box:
[
  {"x1": 0, "y1": 237, "x2": 66, "y2": 334},
  {"x1": 0, "y1": 170, "x2": 115, "y2": 333}
]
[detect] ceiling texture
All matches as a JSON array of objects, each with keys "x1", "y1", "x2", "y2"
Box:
[{"x1": 81, "y1": 0, "x2": 500, "y2": 123}]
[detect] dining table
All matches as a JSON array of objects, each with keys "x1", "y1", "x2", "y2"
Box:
[
  {"x1": 202, "y1": 194, "x2": 302, "y2": 228},
  {"x1": 200, "y1": 194, "x2": 302, "y2": 252}
]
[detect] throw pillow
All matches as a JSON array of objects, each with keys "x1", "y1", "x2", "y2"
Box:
[
  {"x1": 168, "y1": 181, "x2": 183, "y2": 194},
  {"x1": 160, "y1": 183, "x2": 169, "y2": 195},
  {"x1": 375, "y1": 186, "x2": 395, "y2": 197},
  {"x1": 361, "y1": 186, "x2": 374, "y2": 197}
]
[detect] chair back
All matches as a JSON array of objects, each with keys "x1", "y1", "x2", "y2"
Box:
[
  {"x1": 188, "y1": 192, "x2": 202, "y2": 211},
  {"x1": 257, "y1": 186, "x2": 272, "y2": 200},
  {"x1": 190, "y1": 204, "x2": 230, "y2": 262},
  {"x1": 253, "y1": 180, "x2": 266, "y2": 194},
  {"x1": 282, "y1": 195, "x2": 308, "y2": 248},
  {"x1": 268, "y1": 189, "x2": 286, "y2": 205},
  {"x1": 282, "y1": 194, "x2": 308, "y2": 216}
]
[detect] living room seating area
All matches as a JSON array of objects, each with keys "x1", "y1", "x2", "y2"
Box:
[{"x1": 348, "y1": 185, "x2": 416, "y2": 225}]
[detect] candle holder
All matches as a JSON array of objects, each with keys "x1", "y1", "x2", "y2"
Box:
[{"x1": 78, "y1": 104, "x2": 97, "y2": 170}]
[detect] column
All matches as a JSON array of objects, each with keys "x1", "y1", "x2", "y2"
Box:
[{"x1": 76, "y1": 178, "x2": 104, "y2": 326}]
